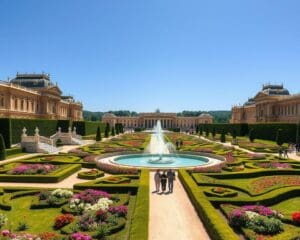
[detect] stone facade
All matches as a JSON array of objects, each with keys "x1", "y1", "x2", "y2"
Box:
[
  {"x1": 0, "y1": 73, "x2": 83, "y2": 121},
  {"x1": 231, "y1": 84, "x2": 300, "y2": 123},
  {"x1": 102, "y1": 112, "x2": 213, "y2": 130}
]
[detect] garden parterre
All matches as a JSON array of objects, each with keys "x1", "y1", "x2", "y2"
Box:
[
  {"x1": 0, "y1": 169, "x2": 149, "y2": 240},
  {"x1": 171, "y1": 132, "x2": 300, "y2": 240}
]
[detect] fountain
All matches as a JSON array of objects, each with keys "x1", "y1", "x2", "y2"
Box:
[
  {"x1": 146, "y1": 120, "x2": 175, "y2": 164},
  {"x1": 104, "y1": 120, "x2": 222, "y2": 168}
]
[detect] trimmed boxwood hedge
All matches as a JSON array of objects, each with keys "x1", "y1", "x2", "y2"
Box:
[
  {"x1": 72, "y1": 121, "x2": 106, "y2": 136},
  {"x1": 0, "y1": 118, "x2": 71, "y2": 147},
  {"x1": 0, "y1": 163, "x2": 81, "y2": 183},
  {"x1": 198, "y1": 122, "x2": 298, "y2": 143},
  {"x1": 178, "y1": 169, "x2": 239, "y2": 240},
  {"x1": 129, "y1": 169, "x2": 149, "y2": 240},
  {"x1": 77, "y1": 169, "x2": 104, "y2": 179}
]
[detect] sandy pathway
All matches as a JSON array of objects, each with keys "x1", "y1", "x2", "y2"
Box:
[
  {"x1": 149, "y1": 171, "x2": 210, "y2": 240},
  {"x1": 0, "y1": 168, "x2": 92, "y2": 188}
]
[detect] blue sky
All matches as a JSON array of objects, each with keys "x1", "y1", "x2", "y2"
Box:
[{"x1": 0, "y1": 0, "x2": 299, "y2": 112}]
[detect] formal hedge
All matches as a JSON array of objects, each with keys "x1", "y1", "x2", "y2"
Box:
[
  {"x1": 6, "y1": 148, "x2": 23, "y2": 156},
  {"x1": 0, "y1": 163, "x2": 81, "y2": 183},
  {"x1": 0, "y1": 118, "x2": 71, "y2": 147},
  {"x1": 0, "y1": 118, "x2": 108, "y2": 148},
  {"x1": 129, "y1": 169, "x2": 149, "y2": 240},
  {"x1": 72, "y1": 121, "x2": 106, "y2": 136},
  {"x1": 178, "y1": 169, "x2": 239, "y2": 240},
  {"x1": 249, "y1": 123, "x2": 297, "y2": 143},
  {"x1": 0, "y1": 118, "x2": 11, "y2": 148},
  {"x1": 198, "y1": 123, "x2": 249, "y2": 136},
  {"x1": 77, "y1": 169, "x2": 104, "y2": 179},
  {"x1": 198, "y1": 123, "x2": 298, "y2": 143}
]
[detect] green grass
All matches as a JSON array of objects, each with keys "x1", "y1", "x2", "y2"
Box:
[
  {"x1": 0, "y1": 195, "x2": 60, "y2": 233},
  {"x1": 271, "y1": 197, "x2": 300, "y2": 218}
]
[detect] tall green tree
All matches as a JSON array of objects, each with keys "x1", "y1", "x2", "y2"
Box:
[
  {"x1": 196, "y1": 125, "x2": 199, "y2": 134},
  {"x1": 220, "y1": 130, "x2": 226, "y2": 143},
  {"x1": 0, "y1": 134, "x2": 6, "y2": 160},
  {"x1": 104, "y1": 123, "x2": 110, "y2": 138},
  {"x1": 249, "y1": 128, "x2": 255, "y2": 143},
  {"x1": 111, "y1": 127, "x2": 115, "y2": 136},
  {"x1": 276, "y1": 129, "x2": 284, "y2": 146},
  {"x1": 205, "y1": 128, "x2": 209, "y2": 137},
  {"x1": 212, "y1": 128, "x2": 216, "y2": 139},
  {"x1": 96, "y1": 126, "x2": 102, "y2": 142},
  {"x1": 232, "y1": 129, "x2": 237, "y2": 139},
  {"x1": 115, "y1": 124, "x2": 119, "y2": 135},
  {"x1": 199, "y1": 127, "x2": 203, "y2": 136}
]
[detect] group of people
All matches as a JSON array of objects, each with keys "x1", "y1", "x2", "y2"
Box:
[
  {"x1": 278, "y1": 142, "x2": 300, "y2": 159},
  {"x1": 154, "y1": 169, "x2": 176, "y2": 193}
]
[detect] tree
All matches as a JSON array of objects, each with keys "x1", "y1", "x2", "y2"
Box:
[
  {"x1": 199, "y1": 127, "x2": 203, "y2": 136},
  {"x1": 96, "y1": 126, "x2": 102, "y2": 142},
  {"x1": 205, "y1": 128, "x2": 209, "y2": 137},
  {"x1": 232, "y1": 129, "x2": 237, "y2": 139},
  {"x1": 0, "y1": 134, "x2": 6, "y2": 160},
  {"x1": 276, "y1": 129, "x2": 284, "y2": 146},
  {"x1": 249, "y1": 128, "x2": 255, "y2": 143},
  {"x1": 220, "y1": 130, "x2": 226, "y2": 143},
  {"x1": 111, "y1": 127, "x2": 115, "y2": 136},
  {"x1": 196, "y1": 125, "x2": 199, "y2": 134},
  {"x1": 115, "y1": 124, "x2": 119, "y2": 135},
  {"x1": 212, "y1": 128, "x2": 216, "y2": 139},
  {"x1": 104, "y1": 123, "x2": 110, "y2": 138}
]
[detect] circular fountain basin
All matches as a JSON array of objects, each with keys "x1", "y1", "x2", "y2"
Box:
[{"x1": 111, "y1": 153, "x2": 216, "y2": 168}]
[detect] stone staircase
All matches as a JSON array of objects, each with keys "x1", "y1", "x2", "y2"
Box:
[{"x1": 38, "y1": 142, "x2": 59, "y2": 154}]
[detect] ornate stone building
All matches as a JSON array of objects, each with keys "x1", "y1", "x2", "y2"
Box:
[
  {"x1": 102, "y1": 112, "x2": 213, "y2": 130},
  {"x1": 231, "y1": 84, "x2": 300, "y2": 123},
  {"x1": 0, "y1": 73, "x2": 83, "y2": 120}
]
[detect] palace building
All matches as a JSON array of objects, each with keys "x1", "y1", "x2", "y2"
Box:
[
  {"x1": 231, "y1": 84, "x2": 300, "y2": 123},
  {"x1": 102, "y1": 112, "x2": 213, "y2": 130},
  {"x1": 0, "y1": 73, "x2": 83, "y2": 121}
]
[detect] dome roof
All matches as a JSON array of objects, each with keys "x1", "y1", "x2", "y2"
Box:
[
  {"x1": 261, "y1": 84, "x2": 290, "y2": 96},
  {"x1": 103, "y1": 113, "x2": 116, "y2": 118},
  {"x1": 198, "y1": 113, "x2": 213, "y2": 118}
]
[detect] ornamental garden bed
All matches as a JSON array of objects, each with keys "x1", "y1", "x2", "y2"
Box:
[
  {"x1": 77, "y1": 169, "x2": 104, "y2": 180},
  {"x1": 0, "y1": 162, "x2": 81, "y2": 183},
  {"x1": 22, "y1": 154, "x2": 98, "y2": 168},
  {"x1": 170, "y1": 132, "x2": 300, "y2": 240},
  {"x1": 79, "y1": 133, "x2": 150, "y2": 155},
  {"x1": 0, "y1": 169, "x2": 149, "y2": 240}
]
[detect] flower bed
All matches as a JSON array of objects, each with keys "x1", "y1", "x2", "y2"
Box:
[
  {"x1": 225, "y1": 204, "x2": 284, "y2": 236},
  {"x1": 255, "y1": 162, "x2": 291, "y2": 169},
  {"x1": 77, "y1": 169, "x2": 104, "y2": 180},
  {"x1": 97, "y1": 162, "x2": 139, "y2": 175},
  {"x1": 0, "y1": 163, "x2": 81, "y2": 183},
  {"x1": 8, "y1": 163, "x2": 57, "y2": 175},
  {"x1": 250, "y1": 176, "x2": 300, "y2": 194}
]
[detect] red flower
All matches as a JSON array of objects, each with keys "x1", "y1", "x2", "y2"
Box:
[
  {"x1": 54, "y1": 214, "x2": 74, "y2": 229},
  {"x1": 292, "y1": 212, "x2": 300, "y2": 224}
]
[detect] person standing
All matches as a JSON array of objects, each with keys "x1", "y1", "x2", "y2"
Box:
[
  {"x1": 154, "y1": 170, "x2": 161, "y2": 193},
  {"x1": 160, "y1": 170, "x2": 167, "y2": 192},
  {"x1": 167, "y1": 169, "x2": 175, "y2": 193}
]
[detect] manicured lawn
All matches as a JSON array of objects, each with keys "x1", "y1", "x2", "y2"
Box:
[
  {"x1": 271, "y1": 197, "x2": 300, "y2": 218},
  {"x1": 0, "y1": 195, "x2": 60, "y2": 233}
]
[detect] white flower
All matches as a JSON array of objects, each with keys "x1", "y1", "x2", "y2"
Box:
[
  {"x1": 245, "y1": 211, "x2": 260, "y2": 220},
  {"x1": 51, "y1": 189, "x2": 73, "y2": 198}
]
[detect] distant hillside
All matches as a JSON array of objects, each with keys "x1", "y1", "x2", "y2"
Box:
[{"x1": 83, "y1": 110, "x2": 232, "y2": 123}]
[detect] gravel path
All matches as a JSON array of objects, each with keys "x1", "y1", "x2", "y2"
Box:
[{"x1": 149, "y1": 171, "x2": 210, "y2": 240}]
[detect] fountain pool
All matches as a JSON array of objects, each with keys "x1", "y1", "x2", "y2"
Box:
[
  {"x1": 97, "y1": 120, "x2": 223, "y2": 169},
  {"x1": 112, "y1": 153, "x2": 212, "y2": 168}
]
